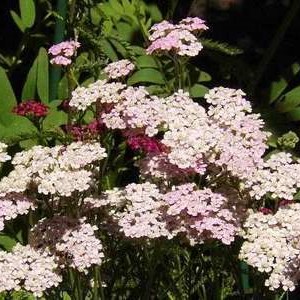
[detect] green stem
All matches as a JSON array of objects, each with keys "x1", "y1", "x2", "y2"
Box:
[{"x1": 248, "y1": 0, "x2": 300, "y2": 95}]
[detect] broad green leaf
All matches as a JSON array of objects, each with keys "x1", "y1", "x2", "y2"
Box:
[
  {"x1": 136, "y1": 55, "x2": 158, "y2": 69},
  {"x1": 276, "y1": 86, "x2": 300, "y2": 113},
  {"x1": 37, "y1": 48, "x2": 49, "y2": 103},
  {"x1": 0, "y1": 113, "x2": 37, "y2": 141},
  {"x1": 0, "y1": 67, "x2": 17, "y2": 114},
  {"x1": 10, "y1": 10, "x2": 25, "y2": 32},
  {"x1": 128, "y1": 68, "x2": 165, "y2": 85},
  {"x1": 20, "y1": 0, "x2": 36, "y2": 29},
  {"x1": 0, "y1": 234, "x2": 16, "y2": 251},
  {"x1": 198, "y1": 71, "x2": 212, "y2": 82},
  {"x1": 21, "y1": 58, "x2": 38, "y2": 100},
  {"x1": 43, "y1": 110, "x2": 67, "y2": 130},
  {"x1": 190, "y1": 84, "x2": 209, "y2": 98}
]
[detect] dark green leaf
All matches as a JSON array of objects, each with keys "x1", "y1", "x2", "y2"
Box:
[
  {"x1": 37, "y1": 48, "x2": 49, "y2": 103},
  {"x1": 99, "y1": 39, "x2": 118, "y2": 61},
  {"x1": 128, "y1": 68, "x2": 165, "y2": 85},
  {"x1": 0, "y1": 66, "x2": 17, "y2": 114}
]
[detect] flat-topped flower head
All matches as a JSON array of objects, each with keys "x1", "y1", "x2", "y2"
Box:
[
  {"x1": 48, "y1": 40, "x2": 80, "y2": 66},
  {"x1": 104, "y1": 59, "x2": 135, "y2": 79}
]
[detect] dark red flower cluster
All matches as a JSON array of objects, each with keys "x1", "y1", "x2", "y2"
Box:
[
  {"x1": 127, "y1": 135, "x2": 166, "y2": 154},
  {"x1": 65, "y1": 120, "x2": 103, "y2": 141},
  {"x1": 13, "y1": 100, "x2": 49, "y2": 118}
]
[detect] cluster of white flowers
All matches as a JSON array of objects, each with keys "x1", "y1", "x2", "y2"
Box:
[
  {"x1": 69, "y1": 80, "x2": 126, "y2": 111},
  {"x1": 0, "y1": 193, "x2": 35, "y2": 231},
  {"x1": 30, "y1": 216, "x2": 104, "y2": 273},
  {"x1": 0, "y1": 142, "x2": 106, "y2": 197},
  {"x1": 0, "y1": 142, "x2": 10, "y2": 163},
  {"x1": 104, "y1": 59, "x2": 135, "y2": 79},
  {"x1": 0, "y1": 244, "x2": 61, "y2": 297},
  {"x1": 240, "y1": 204, "x2": 300, "y2": 291},
  {"x1": 245, "y1": 152, "x2": 300, "y2": 200}
]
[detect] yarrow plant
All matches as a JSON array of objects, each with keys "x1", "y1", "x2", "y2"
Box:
[{"x1": 1, "y1": 16, "x2": 300, "y2": 299}]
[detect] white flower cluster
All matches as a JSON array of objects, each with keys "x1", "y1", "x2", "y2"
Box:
[
  {"x1": 98, "y1": 183, "x2": 172, "y2": 239},
  {"x1": 0, "y1": 193, "x2": 35, "y2": 231},
  {"x1": 30, "y1": 216, "x2": 104, "y2": 274},
  {"x1": 69, "y1": 80, "x2": 126, "y2": 111},
  {"x1": 0, "y1": 142, "x2": 10, "y2": 163},
  {"x1": 0, "y1": 141, "x2": 107, "y2": 197},
  {"x1": 240, "y1": 204, "x2": 300, "y2": 291},
  {"x1": 0, "y1": 244, "x2": 61, "y2": 297},
  {"x1": 245, "y1": 152, "x2": 300, "y2": 200},
  {"x1": 104, "y1": 59, "x2": 135, "y2": 79}
]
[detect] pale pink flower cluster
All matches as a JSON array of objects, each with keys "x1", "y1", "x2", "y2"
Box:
[
  {"x1": 0, "y1": 142, "x2": 107, "y2": 197},
  {"x1": 147, "y1": 17, "x2": 208, "y2": 56},
  {"x1": 104, "y1": 59, "x2": 135, "y2": 79},
  {"x1": 240, "y1": 203, "x2": 300, "y2": 291},
  {"x1": 0, "y1": 193, "x2": 35, "y2": 231},
  {"x1": 69, "y1": 80, "x2": 126, "y2": 111},
  {"x1": 245, "y1": 152, "x2": 300, "y2": 200},
  {"x1": 0, "y1": 244, "x2": 61, "y2": 297},
  {"x1": 164, "y1": 184, "x2": 238, "y2": 245},
  {"x1": 48, "y1": 40, "x2": 80, "y2": 66},
  {"x1": 89, "y1": 182, "x2": 239, "y2": 244},
  {"x1": 101, "y1": 85, "x2": 270, "y2": 179},
  {"x1": 30, "y1": 216, "x2": 104, "y2": 273},
  {"x1": 0, "y1": 142, "x2": 10, "y2": 163},
  {"x1": 205, "y1": 87, "x2": 270, "y2": 178},
  {"x1": 113, "y1": 183, "x2": 171, "y2": 239}
]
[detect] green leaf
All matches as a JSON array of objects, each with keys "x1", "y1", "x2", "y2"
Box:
[
  {"x1": 21, "y1": 58, "x2": 38, "y2": 100},
  {"x1": 10, "y1": 10, "x2": 25, "y2": 32},
  {"x1": 198, "y1": 71, "x2": 212, "y2": 82},
  {"x1": 99, "y1": 39, "x2": 118, "y2": 61},
  {"x1": 128, "y1": 68, "x2": 165, "y2": 85},
  {"x1": 57, "y1": 76, "x2": 69, "y2": 100},
  {"x1": 37, "y1": 48, "x2": 49, "y2": 103},
  {"x1": 0, "y1": 234, "x2": 16, "y2": 251},
  {"x1": 43, "y1": 109, "x2": 67, "y2": 130},
  {"x1": 136, "y1": 55, "x2": 158, "y2": 69},
  {"x1": 146, "y1": 4, "x2": 162, "y2": 22},
  {"x1": 19, "y1": 0, "x2": 36, "y2": 29},
  {"x1": 202, "y1": 38, "x2": 243, "y2": 56},
  {"x1": 109, "y1": 0, "x2": 124, "y2": 14},
  {"x1": 276, "y1": 86, "x2": 300, "y2": 113},
  {"x1": 109, "y1": 38, "x2": 128, "y2": 57},
  {"x1": 269, "y1": 77, "x2": 288, "y2": 103},
  {"x1": 190, "y1": 84, "x2": 209, "y2": 98},
  {"x1": 286, "y1": 107, "x2": 300, "y2": 121},
  {"x1": 0, "y1": 113, "x2": 37, "y2": 141},
  {"x1": 0, "y1": 67, "x2": 17, "y2": 114}
]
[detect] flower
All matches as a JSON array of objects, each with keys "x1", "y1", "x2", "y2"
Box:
[
  {"x1": 104, "y1": 59, "x2": 135, "y2": 79},
  {"x1": 48, "y1": 40, "x2": 80, "y2": 66},
  {"x1": 13, "y1": 100, "x2": 49, "y2": 118}
]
